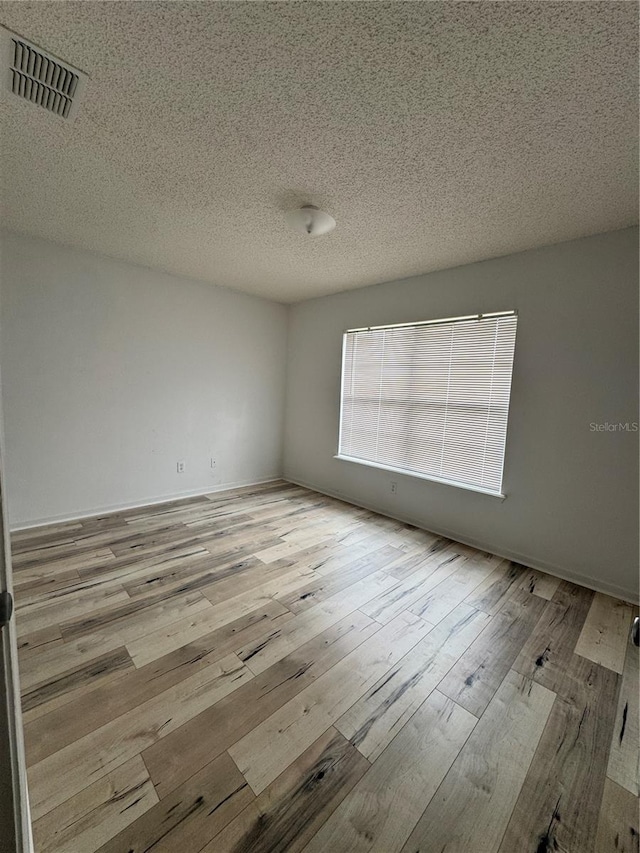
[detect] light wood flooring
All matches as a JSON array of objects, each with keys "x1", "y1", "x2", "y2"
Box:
[{"x1": 12, "y1": 480, "x2": 639, "y2": 853}]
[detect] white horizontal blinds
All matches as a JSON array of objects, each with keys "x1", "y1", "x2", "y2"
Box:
[{"x1": 339, "y1": 314, "x2": 518, "y2": 493}]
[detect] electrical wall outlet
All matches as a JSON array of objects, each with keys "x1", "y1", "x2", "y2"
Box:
[
  {"x1": 177, "y1": 461, "x2": 185, "y2": 474},
  {"x1": 390, "y1": 481, "x2": 397, "y2": 495}
]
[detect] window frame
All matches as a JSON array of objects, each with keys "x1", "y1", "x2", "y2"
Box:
[{"x1": 335, "y1": 311, "x2": 517, "y2": 500}]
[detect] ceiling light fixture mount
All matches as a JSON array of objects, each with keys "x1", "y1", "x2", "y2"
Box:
[{"x1": 285, "y1": 205, "x2": 336, "y2": 237}]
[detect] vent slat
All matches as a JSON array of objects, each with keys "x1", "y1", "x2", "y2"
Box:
[
  {"x1": 50, "y1": 63, "x2": 60, "y2": 90},
  {"x1": 17, "y1": 42, "x2": 25, "y2": 71},
  {"x1": 33, "y1": 52, "x2": 42, "y2": 81},
  {"x1": 62, "y1": 96, "x2": 71, "y2": 118},
  {"x1": 44, "y1": 57, "x2": 54, "y2": 86},
  {"x1": 67, "y1": 74, "x2": 78, "y2": 98},
  {"x1": 26, "y1": 46, "x2": 35, "y2": 76}
]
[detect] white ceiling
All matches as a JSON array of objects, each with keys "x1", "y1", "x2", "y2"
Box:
[{"x1": 0, "y1": 2, "x2": 637, "y2": 303}]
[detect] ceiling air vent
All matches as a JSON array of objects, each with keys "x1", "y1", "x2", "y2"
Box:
[{"x1": 0, "y1": 26, "x2": 87, "y2": 119}]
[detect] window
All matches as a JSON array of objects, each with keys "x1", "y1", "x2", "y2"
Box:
[{"x1": 337, "y1": 311, "x2": 518, "y2": 496}]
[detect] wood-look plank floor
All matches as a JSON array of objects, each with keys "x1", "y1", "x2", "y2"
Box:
[{"x1": 12, "y1": 481, "x2": 639, "y2": 853}]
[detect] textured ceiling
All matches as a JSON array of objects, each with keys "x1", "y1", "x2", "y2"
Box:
[{"x1": 0, "y1": 2, "x2": 637, "y2": 303}]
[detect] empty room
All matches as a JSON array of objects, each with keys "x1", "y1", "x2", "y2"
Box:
[{"x1": 0, "y1": 2, "x2": 638, "y2": 852}]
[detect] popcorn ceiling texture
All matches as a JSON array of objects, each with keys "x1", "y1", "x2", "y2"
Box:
[{"x1": 0, "y1": 1, "x2": 637, "y2": 303}]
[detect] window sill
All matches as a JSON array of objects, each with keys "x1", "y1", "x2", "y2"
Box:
[{"x1": 333, "y1": 454, "x2": 507, "y2": 500}]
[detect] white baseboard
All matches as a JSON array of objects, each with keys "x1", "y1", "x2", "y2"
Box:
[
  {"x1": 285, "y1": 476, "x2": 639, "y2": 605},
  {"x1": 10, "y1": 476, "x2": 282, "y2": 532}
]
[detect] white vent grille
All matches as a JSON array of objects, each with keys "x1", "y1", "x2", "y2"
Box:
[{"x1": 1, "y1": 27, "x2": 87, "y2": 119}]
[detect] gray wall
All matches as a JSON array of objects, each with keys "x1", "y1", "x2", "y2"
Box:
[
  {"x1": 284, "y1": 228, "x2": 639, "y2": 603},
  {"x1": 0, "y1": 232, "x2": 288, "y2": 527}
]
